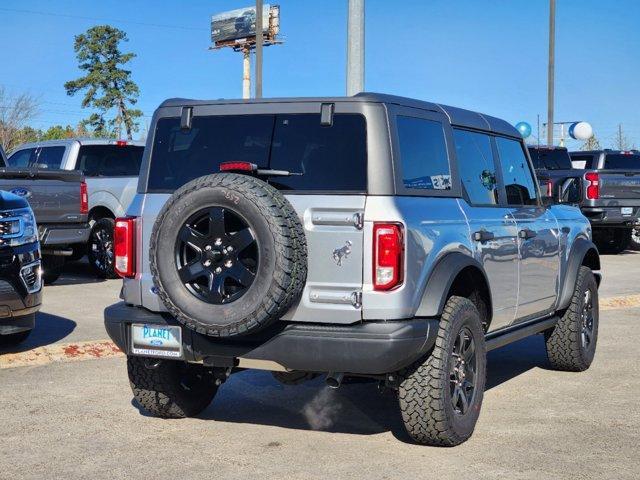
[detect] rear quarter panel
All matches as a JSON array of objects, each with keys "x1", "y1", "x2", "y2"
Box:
[
  {"x1": 86, "y1": 177, "x2": 138, "y2": 218},
  {"x1": 549, "y1": 204, "x2": 592, "y2": 289}
]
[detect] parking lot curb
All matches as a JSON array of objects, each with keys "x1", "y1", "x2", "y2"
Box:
[{"x1": 600, "y1": 294, "x2": 640, "y2": 310}]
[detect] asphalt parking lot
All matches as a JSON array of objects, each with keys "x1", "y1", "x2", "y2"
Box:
[{"x1": 1, "y1": 253, "x2": 639, "y2": 479}]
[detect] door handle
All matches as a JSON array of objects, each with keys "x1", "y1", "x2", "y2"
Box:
[
  {"x1": 472, "y1": 230, "x2": 495, "y2": 242},
  {"x1": 518, "y1": 229, "x2": 537, "y2": 240}
]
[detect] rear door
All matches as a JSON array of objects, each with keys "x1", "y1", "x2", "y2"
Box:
[
  {"x1": 495, "y1": 137, "x2": 560, "y2": 321},
  {"x1": 139, "y1": 103, "x2": 368, "y2": 324},
  {"x1": 454, "y1": 129, "x2": 519, "y2": 331}
]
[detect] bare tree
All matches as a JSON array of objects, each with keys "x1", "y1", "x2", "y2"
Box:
[
  {"x1": 0, "y1": 86, "x2": 40, "y2": 152},
  {"x1": 581, "y1": 135, "x2": 601, "y2": 151}
]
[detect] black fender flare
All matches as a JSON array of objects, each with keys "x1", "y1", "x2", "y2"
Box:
[
  {"x1": 415, "y1": 252, "x2": 492, "y2": 318},
  {"x1": 556, "y1": 237, "x2": 601, "y2": 311}
]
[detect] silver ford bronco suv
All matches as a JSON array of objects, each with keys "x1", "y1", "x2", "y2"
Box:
[{"x1": 104, "y1": 93, "x2": 601, "y2": 446}]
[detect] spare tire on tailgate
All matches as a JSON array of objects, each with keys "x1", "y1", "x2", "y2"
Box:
[{"x1": 150, "y1": 173, "x2": 307, "y2": 337}]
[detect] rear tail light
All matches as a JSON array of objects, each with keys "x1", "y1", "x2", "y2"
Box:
[
  {"x1": 373, "y1": 223, "x2": 404, "y2": 291},
  {"x1": 585, "y1": 172, "x2": 600, "y2": 200},
  {"x1": 220, "y1": 161, "x2": 257, "y2": 172},
  {"x1": 114, "y1": 217, "x2": 136, "y2": 278},
  {"x1": 80, "y1": 181, "x2": 88, "y2": 214},
  {"x1": 115, "y1": 140, "x2": 128, "y2": 147}
]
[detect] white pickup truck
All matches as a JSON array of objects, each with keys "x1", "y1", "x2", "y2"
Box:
[{"x1": 7, "y1": 139, "x2": 144, "y2": 278}]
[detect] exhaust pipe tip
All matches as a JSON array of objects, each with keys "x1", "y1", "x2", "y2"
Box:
[{"x1": 325, "y1": 372, "x2": 344, "y2": 389}]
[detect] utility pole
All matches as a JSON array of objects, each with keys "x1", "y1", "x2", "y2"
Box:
[
  {"x1": 346, "y1": 0, "x2": 365, "y2": 96},
  {"x1": 255, "y1": 0, "x2": 263, "y2": 98},
  {"x1": 617, "y1": 123, "x2": 625, "y2": 150},
  {"x1": 547, "y1": 0, "x2": 556, "y2": 146},
  {"x1": 242, "y1": 47, "x2": 251, "y2": 99}
]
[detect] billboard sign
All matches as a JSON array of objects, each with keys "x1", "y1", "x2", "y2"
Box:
[{"x1": 211, "y1": 5, "x2": 272, "y2": 44}]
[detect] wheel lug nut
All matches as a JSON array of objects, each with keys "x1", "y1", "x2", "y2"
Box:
[
  {"x1": 205, "y1": 245, "x2": 212, "y2": 251},
  {"x1": 215, "y1": 267, "x2": 222, "y2": 274},
  {"x1": 225, "y1": 260, "x2": 233, "y2": 268},
  {"x1": 227, "y1": 246, "x2": 234, "y2": 252},
  {"x1": 203, "y1": 260, "x2": 212, "y2": 267},
  {"x1": 214, "y1": 238, "x2": 222, "y2": 246}
]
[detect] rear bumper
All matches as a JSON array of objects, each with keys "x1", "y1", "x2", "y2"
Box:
[
  {"x1": 104, "y1": 302, "x2": 438, "y2": 375},
  {"x1": 39, "y1": 223, "x2": 90, "y2": 247},
  {"x1": 582, "y1": 207, "x2": 640, "y2": 227}
]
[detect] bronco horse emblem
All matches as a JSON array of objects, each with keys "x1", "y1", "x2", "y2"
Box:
[{"x1": 332, "y1": 240, "x2": 352, "y2": 266}]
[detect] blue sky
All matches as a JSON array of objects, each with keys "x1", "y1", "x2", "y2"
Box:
[{"x1": 0, "y1": 0, "x2": 638, "y2": 148}]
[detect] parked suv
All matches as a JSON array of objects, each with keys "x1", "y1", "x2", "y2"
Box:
[
  {"x1": 8, "y1": 139, "x2": 144, "y2": 278},
  {"x1": 104, "y1": 94, "x2": 601, "y2": 446},
  {"x1": 0, "y1": 150, "x2": 42, "y2": 345}
]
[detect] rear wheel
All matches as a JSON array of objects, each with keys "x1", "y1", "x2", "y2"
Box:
[
  {"x1": 41, "y1": 255, "x2": 64, "y2": 285},
  {"x1": 398, "y1": 296, "x2": 486, "y2": 446},
  {"x1": 594, "y1": 228, "x2": 630, "y2": 254},
  {"x1": 88, "y1": 218, "x2": 117, "y2": 279},
  {"x1": 127, "y1": 356, "x2": 219, "y2": 418},
  {"x1": 630, "y1": 228, "x2": 640, "y2": 251}
]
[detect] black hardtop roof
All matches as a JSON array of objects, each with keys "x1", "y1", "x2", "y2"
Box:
[
  {"x1": 570, "y1": 149, "x2": 640, "y2": 155},
  {"x1": 158, "y1": 92, "x2": 521, "y2": 138}
]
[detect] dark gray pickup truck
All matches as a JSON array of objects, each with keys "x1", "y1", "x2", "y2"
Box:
[
  {"x1": 0, "y1": 146, "x2": 90, "y2": 282},
  {"x1": 529, "y1": 146, "x2": 640, "y2": 253}
]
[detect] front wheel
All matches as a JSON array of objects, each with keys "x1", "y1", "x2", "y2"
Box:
[
  {"x1": 630, "y1": 228, "x2": 640, "y2": 251},
  {"x1": 545, "y1": 266, "x2": 599, "y2": 371},
  {"x1": 398, "y1": 296, "x2": 487, "y2": 446},
  {"x1": 0, "y1": 329, "x2": 31, "y2": 346},
  {"x1": 127, "y1": 356, "x2": 219, "y2": 418},
  {"x1": 88, "y1": 218, "x2": 118, "y2": 279}
]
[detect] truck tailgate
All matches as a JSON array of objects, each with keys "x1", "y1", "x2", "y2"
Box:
[
  {"x1": 0, "y1": 168, "x2": 86, "y2": 223},
  {"x1": 599, "y1": 171, "x2": 640, "y2": 201}
]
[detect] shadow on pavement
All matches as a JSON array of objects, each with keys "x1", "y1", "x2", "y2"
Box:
[
  {"x1": 130, "y1": 334, "x2": 551, "y2": 443},
  {"x1": 0, "y1": 312, "x2": 77, "y2": 354},
  {"x1": 48, "y1": 258, "x2": 106, "y2": 287}
]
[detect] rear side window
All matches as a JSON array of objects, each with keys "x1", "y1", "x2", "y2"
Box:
[
  {"x1": 453, "y1": 129, "x2": 499, "y2": 205},
  {"x1": 603, "y1": 153, "x2": 640, "y2": 170},
  {"x1": 496, "y1": 137, "x2": 538, "y2": 206},
  {"x1": 8, "y1": 148, "x2": 37, "y2": 167},
  {"x1": 570, "y1": 154, "x2": 594, "y2": 169},
  {"x1": 77, "y1": 145, "x2": 144, "y2": 177},
  {"x1": 396, "y1": 116, "x2": 451, "y2": 190},
  {"x1": 147, "y1": 114, "x2": 367, "y2": 192},
  {"x1": 527, "y1": 148, "x2": 572, "y2": 170},
  {"x1": 36, "y1": 146, "x2": 66, "y2": 168}
]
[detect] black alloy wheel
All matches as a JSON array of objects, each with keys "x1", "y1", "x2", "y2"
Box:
[
  {"x1": 175, "y1": 207, "x2": 258, "y2": 304},
  {"x1": 88, "y1": 218, "x2": 117, "y2": 279},
  {"x1": 580, "y1": 288, "x2": 595, "y2": 350},
  {"x1": 449, "y1": 326, "x2": 478, "y2": 416}
]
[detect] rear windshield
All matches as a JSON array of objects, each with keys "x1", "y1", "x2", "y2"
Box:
[
  {"x1": 527, "y1": 148, "x2": 572, "y2": 170},
  {"x1": 147, "y1": 114, "x2": 367, "y2": 192},
  {"x1": 77, "y1": 145, "x2": 144, "y2": 177},
  {"x1": 569, "y1": 154, "x2": 594, "y2": 169},
  {"x1": 603, "y1": 153, "x2": 640, "y2": 170}
]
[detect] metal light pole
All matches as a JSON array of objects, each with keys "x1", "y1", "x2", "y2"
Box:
[
  {"x1": 346, "y1": 0, "x2": 365, "y2": 96},
  {"x1": 255, "y1": 0, "x2": 263, "y2": 98},
  {"x1": 547, "y1": 0, "x2": 556, "y2": 146}
]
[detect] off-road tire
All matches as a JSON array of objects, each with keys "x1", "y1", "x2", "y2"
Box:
[
  {"x1": 398, "y1": 296, "x2": 487, "y2": 446},
  {"x1": 88, "y1": 217, "x2": 117, "y2": 279},
  {"x1": 630, "y1": 228, "x2": 640, "y2": 251},
  {"x1": 150, "y1": 173, "x2": 307, "y2": 337},
  {"x1": 0, "y1": 329, "x2": 31, "y2": 346},
  {"x1": 545, "y1": 266, "x2": 598, "y2": 371},
  {"x1": 41, "y1": 255, "x2": 64, "y2": 285},
  {"x1": 127, "y1": 356, "x2": 219, "y2": 418},
  {"x1": 594, "y1": 228, "x2": 630, "y2": 254}
]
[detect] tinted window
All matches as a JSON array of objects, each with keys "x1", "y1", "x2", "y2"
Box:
[
  {"x1": 603, "y1": 153, "x2": 640, "y2": 170},
  {"x1": 268, "y1": 114, "x2": 367, "y2": 191},
  {"x1": 397, "y1": 116, "x2": 450, "y2": 190},
  {"x1": 569, "y1": 154, "x2": 594, "y2": 169},
  {"x1": 496, "y1": 137, "x2": 538, "y2": 206},
  {"x1": 77, "y1": 145, "x2": 144, "y2": 177},
  {"x1": 453, "y1": 129, "x2": 499, "y2": 205},
  {"x1": 7, "y1": 148, "x2": 37, "y2": 167},
  {"x1": 527, "y1": 147, "x2": 572, "y2": 170},
  {"x1": 147, "y1": 114, "x2": 367, "y2": 192},
  {"x1": 36, "y1": 146, "x2": 66, "y2": 168}
]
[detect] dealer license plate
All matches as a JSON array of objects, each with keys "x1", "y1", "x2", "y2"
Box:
[
  {"x1": 130, "y1": 324, "x2": 182, "y2": 358},
  {"x1": 621, "y1": 207, "x2": 634, "y2": 216}
]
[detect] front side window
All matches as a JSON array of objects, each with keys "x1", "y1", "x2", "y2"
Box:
[
  {"x1": 496, "y1": 137, "x2": 538, "y2": 206},
  {"x1": 36, "y1": 146, "x2": 66, "y2": 168},
  {"x1": 453, "y1": 129, "x2": 499, "y2": 205},
  {"x1": 396, "y1": 116, "x2": 451, "y2": 191}
]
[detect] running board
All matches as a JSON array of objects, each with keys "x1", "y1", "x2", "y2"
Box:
[{"x1": 485, "y1": 316, "x2": 558, "y2": 351}]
